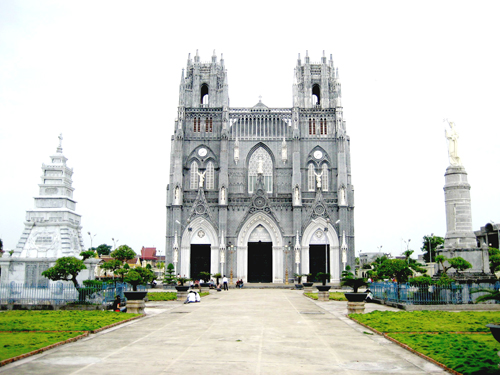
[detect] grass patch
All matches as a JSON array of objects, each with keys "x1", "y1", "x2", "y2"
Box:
[
  {"x1": 0, "y1": 310, "x2": 140, "y2": 332},
  {"x1": 0, "y1": 310, "x2": 141, "y2": 363},
  {"x1": 304, "y1": 292, "x2": 347, "y2": 301},
  {"x1": 147, "y1": 292, "x2": 177, "y2": 301},
  {"x1": 389, "y1": 333, "x2": 500, "y2": 375},
  {"x1": 350, "y1": 310, "x2": 498, "y2": 333},
  {"x1": 350, "y1": 311, "x2": 500, "y2": 374},
  {"x1": 0, "y1": 331, "x2": 84, "y2": 361},
  {"x1": 147, "y1": 291, "x2": 209, "y2": 301}
]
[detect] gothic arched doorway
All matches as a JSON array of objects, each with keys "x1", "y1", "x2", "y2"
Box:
[{"x1": 247, "y1": 225, "x2": 272, "y2": 282}]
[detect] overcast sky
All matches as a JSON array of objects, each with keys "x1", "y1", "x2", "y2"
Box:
[{"x1": 1, "y1": 1, "x2": 499, "y2": 258}]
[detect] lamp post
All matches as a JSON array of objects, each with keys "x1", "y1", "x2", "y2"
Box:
[
  {"x1": 294, "y1": 231, "x2": 301, "y2": 276},
  {"x1": 324, "y1": 220, "x2": 329, "y2": 282},
  {"x1": 172, "y1": 231, "x2": 179, "y2": 276},
  {"x1": 87, "y1": 232, "x2": 96, "y2": 251},
  {"x1": 219, "y1": 231, "x2": 226, "y2": 277},
  {"x1": 428, "y1": 233, "x2": 434, "y2": 263}
]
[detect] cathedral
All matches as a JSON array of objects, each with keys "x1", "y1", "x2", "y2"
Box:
[{"x1": 165, "y1": 51, "x2": 355, "y2": 284}]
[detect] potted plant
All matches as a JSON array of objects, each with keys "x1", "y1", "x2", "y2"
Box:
[
  {"x1": 315, "y1": 272, "x2": 331, "y2": 291},
  {"x1": 175, "y1": 276, "x2": 191, "y2": 302},
  {"x1": 123, "y1": 267, "x2": 152, "y2": 300},
  {"x1": 341, "y1": 266, "x2": 368, "y2": 302},
  {"x1": 302, "y1": 273, "x2": 313, "y2": 290},
  {"x1": 213, "y1": 273, "x2": 222, "y2": 286},
  {"x1": 294, "y1": 273, "x2": 304, "y2": 289}
]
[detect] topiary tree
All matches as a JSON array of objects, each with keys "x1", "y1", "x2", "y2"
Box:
[
  {"x1": 488, "y1": 247, "x2": 500, "y2": 275},
  {"x1": 316, "y1": 272, "x2": 330, "y2": 286},
  {"x1": 95, "y1": 244, "x2": 112, "y2": 256},
  {"x1": 341, "y1": 265, "x2": 368, "y2": 293},
  {"x1": 164, "y1": 263, "x2": 176, "y2": 285},
  {"x1": 80, "y1": 250, "x2": 96, "y2": 261},
  {"x1": 42, "y1": 256, "x2": 86, "y2": 289},
  {"x1": 435, "y1": 255, "x2": 472, "y2": 275},
  {"x1": 124, "y1": 267, "x2": 155, "y2": 291}
]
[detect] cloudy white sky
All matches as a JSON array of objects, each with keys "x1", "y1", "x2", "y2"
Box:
[{"x1": 1, "y1": 1, "x2": 499, "y2": 258}]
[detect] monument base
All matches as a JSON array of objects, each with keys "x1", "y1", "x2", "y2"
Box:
[{"x1": 436, "y1": 247, "x2": 490, "y2": 275}]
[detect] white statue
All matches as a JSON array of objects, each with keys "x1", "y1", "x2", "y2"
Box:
[
  {"x1": 173, "y1": 248, "x2": 178, "y2": 263},
  {"x1": 294, "y1": 186, "x2": 300, "y2": 204},
  {"x1": 342, "y1": 248, "x2": 347, "y2": 264},
  {"x1": 221, "y1": 187, "x2": 226, "y2": 203},
  {"x1": 445, "y1": 119, "x2": 462, "y2": 166},
  {"x1": 220, "y1": 249, "x2": 225, "y2": 263},
  {"x1": 257, "y1": 156, "x2": 264, "y2": 174},
  {"x1": 197, "y1": 170, "x2": 206, "y2": 188},
  {"x1": 314, "y1": 170, "x2": 323, "y2": 189},
  {"x1": 174, "y1": 186, "x2": 180, "y2": 201},
  {"x1": 339, "y1": 187, "x2": 346, "y2": 205},
  {"x1": 295, "y1": 249, "x2": 300, "y2": 264}
]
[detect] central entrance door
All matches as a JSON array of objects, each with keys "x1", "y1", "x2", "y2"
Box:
[
  {"x1": 190, "y1": 244, "x2": 211, "y2": 280},
  {"x1": 248, "y1": 241, "x2": 272, "y2": 282},
  {"x1": 309, "y1": 244, "x2": 330, "y2": 282}
]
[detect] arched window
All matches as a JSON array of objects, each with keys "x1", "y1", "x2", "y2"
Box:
[
  {"x1": 320, "y1": 118, "x2": 327, "y2": 135},
  {"x1": 308, "y1": 164, "x2": 315, "y2": 191},
  {"x1": 193, "y1": 117, "x2": 201, "y2": 132},
  {"x1": 190, "y1": 161, "x2": 198, "y2": 189},
  {"x1": 205, "y1": 117, "x2": 213, "y2": 132},
  {"x1": 309, "y1": 118, "x2": 316, "y2": 135},
  {"x1": 322, "y1": 163, "x2": 329, "y2": 192},
  {"x1": 248, "y1": 147, "x2": 273, "y2": 193},
  {"x1": 201, "y1": 84, "x2": 209, "y2": 105},
  {"x1": 312, "y1": 84, "x2": 321, "y2": 105},
  {"x1": 206, "y1": 162, "x2": 214, "y2": 189}
]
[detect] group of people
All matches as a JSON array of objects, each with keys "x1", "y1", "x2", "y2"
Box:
[{"x1": 236, "y1": 279, "x2": 244, "y2": 288}]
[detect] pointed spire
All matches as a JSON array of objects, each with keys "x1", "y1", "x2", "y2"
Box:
[
  {"x1": 219, "y1": 230, "x2": 226, "y2": 250},
  {"x1": 173, "y1": 231, "x2": 179, "y2": 250},
  {"x1": 305, "y1": 50, "x2": 310, "y2": 64},
  {"x1": 194, "y1": 49, "x2": 200, "y2": 63},
  {"x1": 57, "y1": 133, "x2": 63, "y2": 153},
  {"x1": 212, "y1": 50, "x2": 217, "y2": 63},
  {"x1": 341, "y1": 230, "x2": 348, "y2": 251},
  {"x1": 294, "y1": 231, "x2": 301, "y2": 250}
]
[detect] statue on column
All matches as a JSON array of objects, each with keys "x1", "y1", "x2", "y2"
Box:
[{"x1": 445, "y1": 119, "x2": 462, "y2": 166}]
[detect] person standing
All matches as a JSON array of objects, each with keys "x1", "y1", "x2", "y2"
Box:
[{"x1": 223, "y1": 275, "x2": 228, "y2": 291}]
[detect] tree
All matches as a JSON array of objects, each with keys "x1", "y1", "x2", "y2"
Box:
[
  {"x1": 435, "y1": 255, "x2": 472, "y2": 275},
  {"x1": 80, "y1": 250, "x2": 96, "y2": 261},
  {"x1": 341, "y1": 266, "x2": 368, "y2": 293},
  {"x1": 95, "y1": 244, "x2": 112, "y2": 256},
  {"x1": 110, "y1": 245, "x2": 136, "y2": 263},
  {"x1": 164, "y1": 263, "x2": 176, "y2": 285},
  {"x1": 42, "y1": 256, "x2": 86, "y2": 288},
  {"x1": 488, "y1": 247, "x2": 500, "y2": 274},
  {"x1": 377, "y1": 259, "x2": 414, "y2": 283},
  {"x1": 421, "y1": 235, "x2": 445, "y2": 263}
]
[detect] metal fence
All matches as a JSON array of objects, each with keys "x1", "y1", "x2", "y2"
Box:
[
  {"x1": 369, "y1": 281, "x2": 500, "y2": 305},
  {"x1": 0, "y1": 282, "x2": 146, "y2": 306}
]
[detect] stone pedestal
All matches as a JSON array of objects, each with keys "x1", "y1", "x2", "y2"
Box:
[
  {"x1": 302, "y1": 283, "x2": 314, "y2": 294},
  {"x1": 347, "y1": 302, "x2": 365, "y2": 314},
  {"x1": 317, "y1": 291, "x2": 329, "y2": 301},
  {"x1": 177, "y1": 290, "x2": 187, "y2": 301},
  {"x1": 127, "y1": 300, "x2": 145, "y2": 314}
]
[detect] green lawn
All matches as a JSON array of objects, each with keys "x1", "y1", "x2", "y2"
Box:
[
  {"x1": 350, "y1": 311, "x2": 500, "y2": 375},
  {"x1": 147, "y1": 291, "x2": 209, "y2": 301},
  {"x1": 304, "y1": 292, "x2": 347, "y2": 301},
  {"x1": 0, "y1": 310, "x2": 141, "y2": 362}
]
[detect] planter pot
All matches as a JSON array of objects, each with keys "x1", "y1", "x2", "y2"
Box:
[
  {"x1": 316, "y1": 285, "x2": 331, "y2": 292},
  {"x1": 295, "y1": 284, "x2": 303, "y2": 290},
  {"x1": 302, "y1": 282, "x2": 313, "y2": 288},
  {"x1": 175, "y1": 286, "x2": 190, "y2": 292},
  {"x1": 487, "y1": 324, "x2": 500, "y2": 343},
  {"x1": 124, "y1": 291, "x2": 148, "y2": 301},
  {"x1": 344, "y1": 292, "x2": 368, "y2": 302},
  {"x1": 175, "y1": 285, "x2": 189, "y2": 302}
]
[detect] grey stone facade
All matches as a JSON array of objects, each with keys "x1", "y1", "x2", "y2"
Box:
[{"x1": 165, "y1": 51, "x2": 355, "y2": 284}]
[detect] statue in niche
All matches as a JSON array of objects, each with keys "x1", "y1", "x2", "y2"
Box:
[
  {"x1": 314, "y1": 170, "x2": 323, "y2": 189},
  {"x1": 342, "y1": 248, "x2": 347, "y2": 264},
  {"x1": 295, "y1": 249, "x2": 300, "y2": 264},
  {"x1": 339, "y1": 187, "x2": 346, "y2": 205},
  {"x1": 221, "y1": 187, "x2": 226, "y2": 203},
  {"x1": 445, "y1": 119, "x2": 462, "y2": 166},
  {"x1": 174, "y1": 186, "x2": 180, "y2": 201},
  {"x1": 197, "y1": 170, "x2": 206, "y2": 188},
  {"x1": 294, "y1": 186, "x2": 300, "y2": 204},
  {"x1": 257, "y1": 156, "x2": 264, "y2": 174},
  {"x1": 220, "y1": 249, "x2": 225, "y2": 263}
]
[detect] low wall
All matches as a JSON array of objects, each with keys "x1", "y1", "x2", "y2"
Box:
[{"x1": 0, "y1": 304, "x2": 106, "y2": 311}]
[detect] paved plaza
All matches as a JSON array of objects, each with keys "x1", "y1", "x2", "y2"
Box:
[{"x1": 1, "y1": 289, "x2": 447, "y2": 375}]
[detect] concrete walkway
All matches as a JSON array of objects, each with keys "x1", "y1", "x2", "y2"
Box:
[{"x1": 1, "y1": 289, "x2": 448, "y2": 375}]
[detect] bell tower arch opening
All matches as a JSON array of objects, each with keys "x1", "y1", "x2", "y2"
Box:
[
  {"x1": 312, "y1": 84, "x2": 321, "y2": 105},
  {"x1": 200, "y1": 83, "x2": 209, "y2": 105}
]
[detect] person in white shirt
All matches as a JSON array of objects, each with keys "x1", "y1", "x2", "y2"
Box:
[{"x1": 222, "y1": 275, "x2": 228, "y2": 291}]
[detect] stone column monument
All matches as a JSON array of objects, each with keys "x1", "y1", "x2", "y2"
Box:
[{"x1": 437, "y1": 120, "x2": 489, "y2": 275}]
